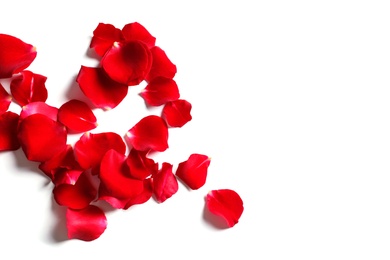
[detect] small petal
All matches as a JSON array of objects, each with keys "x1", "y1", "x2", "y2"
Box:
[
  {"x1": 121, "y1": 22, "x2": 156, "y2": 48},
  {"x1": 146, "y1": 46, "x2": 177, "y2": 82},
  {"x1": 0, "y1": 111, "x2": 20, "y2": 151},
  {"x1": 176, "y1": 154, "x2": 211, "y2": 190},
  {"x1": 10, "y1": 70, "x2": 47, "y2": 106},
  {"x1": 152, "y1": 162, "x2": 178, "y2": 203},
  {"x1": 126, "y1": 149, "x2": 158, "y2": 180},
  {"x1": 90, "y1": 23, "x2": 124, "y2": 57},
  {"x1": 58, "y1": 99, "x2": 97, "y2": 132},
  {"x1": 0, "y1": 83, "x2": 11, "y2": 114},
  {"x1": 140, "y1": 77, "x2": 180, "y2": 106},
  {"x1": 162, "y1": 99, "x2": 192, "y2": 127},
  {"x1": 20, "y1": 101, "x2": 58, "y2": 121}
]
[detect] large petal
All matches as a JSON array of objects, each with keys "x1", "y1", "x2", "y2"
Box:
[
  {"x1": 58, "y1": 99, "x2": 97, "y2": 132},
  {"x1": 0, "y1": 83, "x2": 11, "y2": 114},
  {"x1": 140, "y1": 77, "x2": 180, "y2": 106},
  {"x1": 121, "y1": 22, "x2": 156, "y2": 48},
  {"x1": 10, "y1": 70, "x2": 47, "y2": 106},
  {"x1": 126, "y1": 148, "x2": 158, "y2": 180},
  {"x1": 90, "y1": 23, "x2": 124, "y2": 57},
  {"x1": 152, "y1": 162, "x2": 178, "y2": 203},
  {"x1": 19, "y1": 101, "x2": 58, "y2": 121},
  {"x1": 162, "y1": 99, "x2": 192, "y2": 128},
  {"x1": 0, "y1": 34, "x2": 37, "y2": 78},
  {"x1": 175, "y1": 154, "x2": 211, "y2": 190},
  {"x1": 0, "y1": 111, "x2": 20, "y2": 151},
  {"x1": 146, "y1": 46, "x2": 177, "y2": 82}
]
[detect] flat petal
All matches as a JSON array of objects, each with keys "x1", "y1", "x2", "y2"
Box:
[
  {"x1": 0, "y1": 111, "x2": 20, "y2": 151},
  {"x1": 58, "y1": 99, "x2": 97, "y2": 132},
  {"x1": 205, "y1": 189, "x2": 244, "y2": 228},
  {"x1": 125, "y1": 115, "x2": 168, "y2": 152},
  {"x1": 152, "y1": 162, "x2": 178, "y2": 203},
  {"x1": 126, "y1": 149, "x2": 158, "y2": 180},
  {"x1": 146, "y1": 46, "x2": 177, "y2": 82},
  {"x1": 20, "y1": 101, "x2": 58, "y2": 121},
  {"x1": 121, "y1": 22, "x2": 156, "y2": 48},
  {"x1": 66, "y1": 205, "x2": 107, "y2": 241},
  {"x1": 0, "y1": 34, "x2": 37, "y2": 78},
  {"x1": 140, "y1": 77, "x2": 180, "y2": 106},
  {"x1": 10, "y1": 70, "x2": 47, "y2": 106},
  {"x1": 162, "y1": 99, "x2": 192, "y2": 127},
  {"x1": 176, "y1": 154, "x2": 211, "y2": 190},
  {"x1": 0, "y1": 83, "x2": 11, "y2": 114},
  {"x1": 76, "y1": 66, "x2": 128, "y2": 110},
  {"x1": 90, "y1": 23, "x2": 124, "y2": 57}
]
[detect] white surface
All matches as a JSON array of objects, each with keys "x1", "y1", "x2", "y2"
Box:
[{"x1": 1, "y1": 0, "x2": 390, "y2": 259}]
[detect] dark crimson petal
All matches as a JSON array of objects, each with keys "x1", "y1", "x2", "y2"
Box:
[
  {"x1": 175, "y1": 154, "x2": 211, "y2": 190},
  {"x1": 162, "y1": 99, "x2": 192, "y2": 128},
  {"x1": 58, "y1": 99, "x2": 97, "y2": 132},
  {"x1": 0, "y1": 111, "x2": 20, "y2": 151},
  {"x1": 101, "y1": 41, "x2": 152, "y2": 86},
  {"x1": 205, "y1": 189, "x2": 244, "y2": 228},
  {"x1": 140, "y1": 77, "x2": 180, "y2": 106},
  {"x1": 17, "y1": 114, "x2": 67, "y2": 162},
  {"x1": 126, "y1": 115, "x2": 168, "y2": 152},
  {"x1": 66, "y1": 205, "x2": 107, "y2": 241},
  {"x1": 121, "y1": 22, "x2": 156, "y2": 48},
  {"x1": 76, "y1": 66, "x2": 128, "y2": 110},
  {"x1": 10, "y1": 70, "x2": 47, "y2": 106},
  {"x1": 74, "y1": 132, "x2": 126, "y2": 174},
  {"x1": 90, "y1": 23, "x2": 124, "y2": 57},
  {"x1": 0, "y1": 34, "x2": 37, "y2": 78},
  {"x1": 126, "y1": 148, "x2": 157, "y2": 180},
  {"x1": 146, "y1": 46, "x2": 177, "y2": 82},
  {"x1": 152, "y1": 162, "x2": 178, "y2": 203},
  {"x1": 20, "y1": 101, "x2": 58, "y2": 121},
  {"x1": 0, "y1": 83, "x2": 11, "y2": 114}
]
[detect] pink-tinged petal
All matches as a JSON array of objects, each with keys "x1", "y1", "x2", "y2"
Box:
[
  {"x1": 176, "y1": 154, "x2": 211, "y2": 190},
  {"x1": 126, "y1": 149, "x2": 157, "y2": 180},
  {"x1": 121, "y1": 22, "x2": 156, "y2": 48},
  {"x1": 74, "y1": 132, "x2": 126, "y2": 174},
  {"x1": 152, "y1": 162, "x2": 178, "y2": 203},
  {"x1": 20, "y1": 101, "x2": 58, "y2": 121},
  {"x1": 205, "y1": 189, "x2": 244, "y2": 228},
  {"x1": 101, "y1": 41, "x2": 152, "y2": 86},
  {"x1": 58, "y1": 99, "x2": 97, "y2": 132},
  {"x1": 90, "y1": 23, "x2": 124, "y2": 57},
  {"x1": 126, "y1": 115, "x2": 168, "y2": 152},
  {"x1": 53, "y1": 171, "x2": 97, "y2": 209},
  {"x1": 66, "y1": 205, "x2": 107, "y2": 241},
  {"x1": 146, "y1": 46, "x2": 177, "y2": 82},
  {"x1": 0, "y1": 83, "x2": 11, "y2": 114},
  {"x1": 0, "y1": 111, "x2": 20, "y2": 151},
  {"x1": 17, "y1": 114, "x2": 67, "y2": 162},
  {"x1": 10, "y1": 70, "x2": 47, "y2": 106},
  {"x1": 162, "y1": 99, "x2": 192, "y2": 128},
  {"x1": 76, "y1": 66, "x2": 128, "y2": 110},
  {"x1": 0, "y1": 34, "x2": 37, "y2": 78},
  {"x1": 140, "y1": 77, "x2": 180, "y2": 106}
]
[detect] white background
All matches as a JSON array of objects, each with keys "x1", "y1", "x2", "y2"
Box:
[{"x1": 1, "y1": 0, "x2": 390, "y2": 259}]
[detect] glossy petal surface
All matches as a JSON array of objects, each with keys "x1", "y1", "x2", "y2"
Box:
[
  {"x1": 20, "y1": 101, "x2": 58, "y2": 121},
  {"x1": 152, "y1": 162, "x2": 178, "y2": 203},
  {"x1": 0, "y1": 83, "x2": 11, "y2": 114},
  {"x1": 126, "y1": 149, "x2": 157, "y2": 180},
  {"x1": 90, "y1": 23, "x2": 123, "y2": 57},
  {"x1": 0, "y1": 111, "x2": 20, "y2": 151},
  {"x1": 121, "y1": 22, "x2": 156, "y2": 48},
  {"x1": 58, "y1": 99, "x2": 97, "y2": 132},
  {"x1": 176, "y1": 154, "x2": 211, "y2": 190},
  {"x1": 10, "y1": 70, "x2": 47, "y2": 106},
  {"x1": 146, "y1": 46, "x2": 177, "y2": 82},
  {"x1": 141, "y1": 77, "x2": 180, "y2": 106},
  {"x1": 162, "y1": 99, "x2": 192, "y2": 127}
]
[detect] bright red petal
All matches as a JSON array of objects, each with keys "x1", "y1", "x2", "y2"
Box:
[
  {"x1": 58, "y1": 99, "x2": 97, "y2": 132},
  {"x1": 90, "y1": 23, "x2": 124, "y2": 57},
  {"x1": 152, "y1": 162, "x2": 178, "y2": 203},
  {"x1": 140, "y1": 77, "x2": 180, "y2": 106},
  {"x1": 19, "y1": 101, "x2": 58, "y2": 121},
  {"x1": 10, "y1": 70, "x2": 47, "y2": 106},
  {"x1": 0, "y1": 34, "x2": 37, "y2": 78},
  {"x1": 0, "y1": 111, "x2": 20, "y2": 151},
  {"x1": 66, "y1": 205, "x2": 107, "y2": 241},
  {"x1": 126, "y1": 148, "x2": 157, "y2": 180},
  {"x1": 0, "y1": 83, "x2": 11, "y2": 114},
  {"x1": 17, "y1": 114, "x2": 67, "y2": 162},
  {"x1": 176, "y1": 154, "x2": 211, "y2": 190},
  {"x1": 205, "y1": 189, "x2": 244, "y2": 228},
  {"x1": 146, "y1": 46, "x2": 177, "y2": 82},
  {"x1": 126, "y1": 115, "x2": 168, "y2": 152},
  {"x1": 162, "y1": 99, "x2": 192, "y2": 127},
  {"x1": 121, "y1": 22, "x2": 156, "y2": 48},
  {"x1": 76, "y1": 66, "x2": 128, "y2": 110},
  {"x1": 53, "y1": 169, "x2": 83, "y2": 187}
]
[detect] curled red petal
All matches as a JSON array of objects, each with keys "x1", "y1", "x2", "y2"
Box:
[
  {"x1": 10, "y1": 70, "x2": 47, "y2": 106},
  {"x1": 58, "y1": 99, "x2": 97, "y2": 132},
  {"x1": 146, "y1": 46, "x2": 177, "y2": 82},
  {"x1": 0, "y1": 83, "x2": 11, "y2": 114},
  {"x1": 101, "y1": 41, "x2": 152, "y2": 86},
  {"x1": 152, "y1": 162, "x2": 178, "y2": 203},
  {"x1": 90, "y1": 23, "x2": 124, "y2": 57},
  {"x1": 205, "y1": 189, "x2": 244, "y2": 228},
  {"x1": 176, "y1": 154, "x2": 211, "y2": 190},
  {"x1": 76, "y1": 66, "x2": 128, "y2": 110},
  {"x1": 126, "y1": 149, "x2": 157, "y2": 180},
  {"x1": 126, "y1": 115, "x2": 168, "y2": 152},
  {"x1": 0, "y1": 34, "x2": 37, "y2": 78},
  {"x1": 121, "y1": 22, "x2": 156, "y2": 48},
  {"x1": 53, "y1": 169, "x2": 83, "y2": 187},
  {"x1": 20, "y1": 101, "x2": 58, "y2": 121},
  {"x1": 162, "y1": 99, "x2": 192, "y2": 127},
  {"x1": 66, "y1": 205, "x2": 107, "y2": 241},
  {"x1": 0, "y1": 111, "x2": 20, "y2": 151},
  {"x1": 140, "y1": 77, "x2": 180, "y2": 106},
  {"x1": 17, "y1": 114, "x2": 67, "y2": 162}
]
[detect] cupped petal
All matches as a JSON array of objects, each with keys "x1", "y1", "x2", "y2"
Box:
[
  {"x1": 20, "y1": 101, "x2": 58, "y2": 121},
  {"x1": 140, "y1": 77, "x2": 180, "y2": 106},
  {"x1": 58, "y1": 99, "x2": 97, "y2": 132},
  {"x1": 126, "y1": 148, "x2": 158, "y2": 180},
  {"x1": 0, "y1": 83, "x2": 11, "y2": 114},
  {"x1": 121, "y1": 22, "x2": 156, "y2": 48},
  {"x1": 10, "y1": 70, "x2": 47, "y2": 106},
  {"x1": 76, "y1": 66, "x2": 128, "y2": 110},
  {"x1": 176, "y1": 154, "x2": 211, "y2": 190},
  {"x1": 90, "y1": 23, "x2": 124, "y2": 57},
  {"x1": 152, "y1": 162, "x2": 178, "y2": 203},
  {"x1": 53, "y1": 169, "x2": 83, "y2": 187},
  {"x1": 0, "y1": 34, "x2": 37, "y2": 78},
  {"x1": 0, "y1": 111, "x2": 20, "y2": 151},
  {"x1": 66, "y1": 205, "x2": 107, "y2": 241},
  {"x1": 146, "y1": 46, "x2": 177, "y2": 82},
  {"x1": 205, "y1": 189, "x2": 244, "y2": 228},
  {"x1": 162, "y1": 99, "x2": 192, "y2": 128},
  {"x1": 125, "y1": 115, "x2": 168, "y2": 152}
]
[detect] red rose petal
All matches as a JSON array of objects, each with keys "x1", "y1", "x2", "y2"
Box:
[
  {"x1": 140, "y1": 77, "x2": 180, "y2": 106},
  {"x1": 121, "y1": 22, "x2": 156, "y2": 48},
  {"x1": 126, "y1": 149, "x2": 158, "y2": 180},
  {"x1": 76, "y1": 66, "x2": 128, "y2": 110},
  {"x1": 0, "y1": 111, "x2": 20, "y2": 151},
  {"x1": 205, "y1": 189, "x2": 244, "y2": 228},
  {"x1": 53, "y1": 169, "x2": 83, "y2": 187},
  {"x1": 175, "y1": 154, "x2": 211, "y2": 190},
  {"x1": 58, "y1": 99, "x2": 97, "y2": 132},
  {"x1": 17, "y1": 114, "x2": 67, "y2": 162},
  {"x1": 152, "y1": 162, "x2": 178, "y2": 203},
  {"x1": 101, "y1": 41, "x2": 152, "y2": 86},
  {"x1": 125, "y1": 115, "x2": 168, "y2": 152},
  {"x1": 66, "y1": 205, "x2": 107, "y2": 241},
  {"x1": 0, "y1": 34, "x2": 37, "y2": 78},
  {"x1": 10, "y1": 70, "x2": 47, "y2": 106},
  {"x1": 162, "y1": 99, "x2": 192, "y2": 127},
  {"x1": 20, "y1": 101, "x2": 58, "y2": 121},
  {"x1": 90, "y1": 23, "x2": 124, "y2": 57},
  {"x1": 0, "y1": 83, "x2": 11, "y2": 114},
  {"x1": 146, "y1": 46, "x2": 177, "y2": 82}
]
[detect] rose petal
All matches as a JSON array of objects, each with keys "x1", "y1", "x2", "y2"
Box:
[
  {"x1": 140, "y1": 77, "x2": 180, "y2": 106},
  {"x1": 0, "y1": 34, "x2": 37, "y2": 78},
  {"x1": 10, "y1": 70, "x2": 47, "y2": 106},
  {"x1": 121, "y1": 22, "x2": 156, "y2": 48},
  {"x1": 175, "y1": 154, "x2": 211, "y2": 190},
  {"x1": 0, "y1": 111, "x2": 20, "y2": 151},
  {"x1": 20, "y1": 101, "x2": 58, "y2": 121},
  {"x1": 146, "y1": 46, "x2": 177, "y2": 82},
  {"x1": 162, "y1": 99, "x2": 192, "y2": 127},
  {"x1": 205, "y1": 189, "x2": 244, "y2": 228},
  {"x1": 53, "y1": 169, "x2": 83, "y2": 187},
  {"x1": 58, "y1": 99, "x2": 97, "y2": 132},
  {"x1": 66, "y1": 205, "x2": 107, "y2": 241},
  {"x1": 0, "y1": 83, "x2": 11, "y2": 114},
  {"x1": 152, "y1": 162, "x2": 178, "y2": 203},
  {"x1": 126, "y1": 115, "x2": 168, "y2": 152},
  {"x1": 90, "y1": 23, "x2": 124, "y2": 57},
  {"x1": 76, "y1": 66, "x2": 128, "y2": 110},
  {"x1": 126, "y1": 148, "x2": 158, "y2": 180}
]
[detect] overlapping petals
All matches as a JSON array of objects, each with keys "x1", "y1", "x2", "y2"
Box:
[
  {"x1": 10, "y1": 70, "x2": 47, "y2": 106},
  {"x1": 146, "y1": 46, "x2": 177, "y2": 82},
  {"x1": 126, "y1": 148, "x2": 157, "y2": 180},
  {"x1": 0, "y1": 111, "x2": 20, "y2": 151},
  {"x1": 19, "y1": 101, "x2": 58, "y2": 121},
  {"x1": 140, "y1": 77, "x2": 180, "y2": 106},
  {"x1": 58, "y1": 99, "x2": 97, "y2": 132},
  {"x1": 176, "y1": 154, "x2": 211, "y2": 190},
  {"x1": 162, "y1": 99, "x2": 192, "y2": 127},
  {"x1": 90, "y1": 23, "x2": 124, "y2": 57},
  {"x1": 121, "y1": 22, "x2": 156, "y2": 48},
  {"x1": 152, "y1": 162, "x2": 178, "y2": 203},
  {"x1": 0, "y1": 83, "x2": 11, "y2": 114}
]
